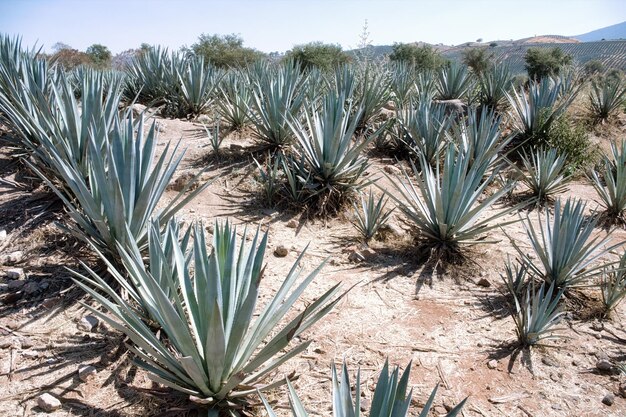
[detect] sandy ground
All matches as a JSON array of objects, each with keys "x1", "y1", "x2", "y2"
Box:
[{"x1": 1, "y1": 111, "x2": 626, "y2": 417}]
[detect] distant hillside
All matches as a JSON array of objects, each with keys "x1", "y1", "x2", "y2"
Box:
[
  {"x1": 575, "y1": 21, "x2": 626, "y2": 42},
  {"x1": 352, "y1": 39, "x2": 626, "y2": 74}
]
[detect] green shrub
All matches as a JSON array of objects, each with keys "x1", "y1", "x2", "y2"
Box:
[
  {"x1": 462, "y1": 48, "x2": 493, "y2": 74},
  {"x1": 191, "y1": 33, "x2": 265, "y2": 68},
  {"x1": 285, "y1": 42, "x2": 351, "y2": 72},
  {"x1": 389, "y1": 43, "x2": 446, "y2": 71},
  {"x1": 524, "y1": 47, "x2": 572, "y2": 81}
]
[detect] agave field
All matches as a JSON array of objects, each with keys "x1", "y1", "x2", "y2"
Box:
[{"x1": 2, "y1": 34, "x2": 626, "y2": 417}]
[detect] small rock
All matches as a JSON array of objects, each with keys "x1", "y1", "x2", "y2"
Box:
[
  {"x1": 286, "y1": 219, "x2": 298, "y2": 228},
  {"x1": 42, "y1": 297, "x2": 61, "y2": 309},
  {"x1": 487, "y1": 359, "x2": 498, "y2": 369},
  {"x1": 0, "y1": 251, "x2": 23, "y2": 265},
  {"x1": 348, "y1": 251, "x2": 365, "y2": 263},
  {"x1": 7, "y1": 280, "x2": 25, "y2": 290},
  {"x1": 229, "y1": 144, "x2": 245, "y2": 152},
  {"x1": 78, "y1": 365, "x2": 97, "y2": 382},
  {"x1": 572, "y1": 359, "x2": 580, "y2": 366},
  {"x1": 596, "y1": 359, "x2": 613, "y2": 371},
  {"x1": 602, "y1": 393, "x2": 615, "y2": 406},
  {"x1": 78, "y1": 315, "x2": 99, "y2": 332},
  {"x1": 155, "y1": 121, "x2": 166, "y2": 133},
  {"x1": 597, "y1": 351, "x2": 610, "y2": 362},
  {"x1": 476, "y1": 278, "x2": 491, "y2": 288},
  {"x1": 205, "y1": 224, "x2": 215, "y2": 234},
  {"x1": 551, "y1": 403, "x2": 562, "y2": 411},
  {"x1": 383, "y1": 165, "x2": 401, "y2": 175},
  {"x1": 0, "y1": 230, "x2": 6, "y2": 240},
  {"x1": 618, "y1": 382, "x2": 626, "y2": 398},
  {"x1": 23, "y1": 281, "x2": 40, "y2": 295},
  {"x1": 591, "y1": 321, "x2": 604, "y2": 332},
  {"x1": 21, "y1": 350, "x2": 39, "y2": 358},
  {"x1": 433, "y1": 406, "x2": 448, "y2": 415},
  {"x1": 274, "y1": 245, "x2": 289, "y2": 258},
  {"x1": 0, "y1": 283, "x2": 8, "y2": 292},
  {"x1": 37, "y1": 393, "x2": 61, "y2": 412},
  {"x1": 20, "y1": 337, "x2": 34, "y2": 349},
  {"x1": 542, "y1": 356, "x2": 559, "y2": 367},
  {"x1": 360, "y1": 248, "x2": 377, "y2": 260},
  {"x1": 329, "y1": 258, "x2": 340, "y2": 266}
]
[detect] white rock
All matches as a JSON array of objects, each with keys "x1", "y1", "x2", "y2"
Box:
[
  {"x1": 78, "y1": 315, "x2": 99, "y2": 332},
  {"x1": 0, "y1": 251, "x2": 23, "y2": 265},
  {"x1": 78, "y1": 365, "x2": 97, "y2": 382},
  {"x1": 37, "y1": 393, "x2": 61, "y2": 412},
  {"x1": 0, "y1": 230, "x2": 6, "y2": 240}
]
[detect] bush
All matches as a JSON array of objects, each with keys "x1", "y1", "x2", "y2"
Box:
[
  {"x1": 85, "y1": 43, "x2": 112, "y2": 69},
  {"x1": 462, "y1": 48, "x2": 492, "y2": 74},
  {"x1": 584, "y1": 60, "x2": 604, "y2": 77},
  {"x1": 544, "y1": 113, "x2": 595, "y2": 172},
  {"x1": 389, "y1": 43, "x2": 446, "y2": 71},
  {"x1": 524, "y1": 47, "x2": 572, "y2": 81},
  {"x1": 285, "y1": 42, "x2": 350, "y2": 72},
  {"x1": 191, "y1": 33, "x2": 265, "y2": 68}
]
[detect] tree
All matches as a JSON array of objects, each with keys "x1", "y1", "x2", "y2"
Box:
[
  {"x1": 49, "y1": 43, "x2": 91, "y2": 70},
  {"x1": 462, "y1": 48, "x2": 492, "y2": 74},
  {"x1": 285, "y1": 42, "x2": 350, "y2": 72},
  {"x1": 389, "y1": 43, "x2": 446, "y2": 71},
  {"x1": 86, "y1": 44, "x2": 112, "y2": 69},
  {"x1": 191, "y1": 33, "x2": 265, "y2": 68},
  {"x1": 583, "y1": 60, "x2": 604, "y2": 77},
  {"x1": 524, "y1": 47, "x2": 572, "y2": 80}
]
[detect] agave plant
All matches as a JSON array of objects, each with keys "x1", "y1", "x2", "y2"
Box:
[
  {"x1": 72, "y1": 220, "x2": 344, "y2": 415},
  {"x1": 352, "y1": 66, "x2": 391, "y2": 131},
  {"x1": 512, "y1": 198, "x2": 616, "y2": 289},
  {"x1": 512, "y1": 282, "x2": 566, "y2": 346},
  {"x1": 478, "y1": 63, "x2": 513, "y2": 112},
  {"x1": 125, "y1": 46, "x2": 183, "y2": 105},
  {"x1": 436, "y1": 62, "x2": 473, "y2": 101},
  {"x1": 512, "y1": 147, "x2": 571, "y2": 204},
  {"x1": 599, "y1": 250, "x2": 626, "y2": 317},
  {"x1": 397, "y1": 99, "x2": 451, "y2": 166},
  {"x1": 382, "y1": 145, "x2": 518, "y2": 262},
  {"x1": 501, "y1": 256, "x2": 530, "y2": 300},
  {"x1": 29, "y1": 114, "x2": 207, "y2": 260},
  {"x1": 281, "y1": 155, "x2": 310, "y2": 205},
  {"x1": 590, "y1": 140, "x2": 626, "y2": 224},
  {"x1": 254, "y1": 154, "x2": 281, "y2": 207},
  {"x1": 216, "y1": 70, "x2": 252, "y2": 131},
  {"x1": 506, "y1": 76, "x2": 578, "y2": 144},
  {"x1": 352, "y1": 189, "x2": 395, "y2": 242},
  {"x1": 290, "y1": 92, "x2": 382, "y2": 214},
  {"x1": 204, "y1": 118, "x2": 223, "y2": 155},
  {"x1": 260, "y1": 360, "x2": 466, "y2": 417},
  {"x1": 390, "y1": 62, "x2": 416, "y2": 109},
  {"x1": 414, "y1": 71, "x2": 437, "y2": 103},
  {"x1": 174, "y1": 56, "x2": 221, "y2": 118},
  {"x1": 454, "y1": 107, "x2": 511, "y2": 169},
  {"x1": 249, "y1": 62, "x2": 306, "y2": 149},
  {"x1": 589, "y1": 77, "x2": 626, "y2": 122}
]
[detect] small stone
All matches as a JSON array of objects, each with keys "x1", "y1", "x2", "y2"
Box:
[
  {"x1": 602, "y1": 393, "x2": 615, "y2": 406},
  {"x1": 0, "y1": 230, "x2": 6, "y2": 240},
  {"x1": 595, "y1": 331, "x2": 603, "y2": 339},
  {"x1": 487, "y1": 359, "x2": 498, "y2": 369},
  {"x1": 0, "y1": 251, "x2": 23, "y2": 265},
  {"x1": 596, "y1": 359, "x2": 613, "y2": 371},
  {"x1": 23, "y1": 281, "x2": 40, "y2": 295},
  {"x1": 551, "y1": 403, "x2": 562, "y2": 411},
  {"x1": 476, "y1": 278, "x2": 491, "y2": 287},
  {"x1": 597, "y1": 351, "x2": 610, "y2": 362},
  {"x1": 542, "y1": 356, "x2": 559, "y2": 367},
  {"x1": 274, "y1": 245, "x2": 289, "y2": 257},
  {"x1": 155, "y1": 121, "x2": 166, "y2": 133},
  {"x1": 19, "y1": 337, "x2": 34, "y2": 349},
  {"x1": 433, "y1": 406, "x2": 447, "y2": 414},
  {"x1": 78, "y1": 365, "x2": 97, "y2": 382},
  {"x1": 0, "y1": 283, "x2": 8, "y2": 292},
  {"x1": 42, "y1": 297, "x2": 61, "y2": 309},
  {"x1": 21, "y1": 350, "x2": 39, "y2": 358},
  {"x1": 383, "y1": 165, "x2": 401, "y2": 175},
  {"x1": 572, "y1": 359, "x2": 580, "y2": 366},
  {"x1": 618, "y1": 383, "x2": 626, "y2": 398},
  {"x1": 591, "y1": 322, "x2": 604, "y2": 332},
  {"x1": 360, "y1": 248, "x2": 377, "y2": 260},
  {"x1": 329, "y1": 258, "x2": 340, "y2": 266},
  {"x1": 286, "y1": 219, "x2": 298, "y2": 228},
  {"x1": 7, "y1": 280, "x2": 25, "y2": 290},
  {"x1": 78, "y1": 315, "x2": 99, "y2": 332},
  {"x1": 37, "y1": 393, "x2": 61, "y2": 412},
  {"x1": 205, "y1": 224, "x2": 215, "y2": 234}
]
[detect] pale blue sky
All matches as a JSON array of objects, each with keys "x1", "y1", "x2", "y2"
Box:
[{"x1": 1, "y1": 0, "x2": 625, "y2": 54}]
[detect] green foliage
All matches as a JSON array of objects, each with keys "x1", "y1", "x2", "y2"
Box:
[
  {"x1": 512, "y1": 198, "x2": 615, "y2": 289},
  {"x1": 524, "y1": 47, "x2": 572, "y2": 81},
  {"x1": 543, "y1": 113, "x2": 593, "y2": 171},
  {"x1": 588, "y1": 76, "x2": 626, "y2": 122},
  {"x1": 397, "y1": 100, "x2": 451, "y2": 166},
  {"x1": 285, "y1": 42, "x2": 350, "y2": 72},
  {"x1": 583, "y1": 60, "x2": 604, "y2": 77},
  {"x1": 389, "y1": 43, "x2": 446, "y2": 72},
  {"x1": 455, "y1": 108, "x2": 510, "y2": 169},
  {"x1": 589, "y1": 140, "x2": 626, "y2": 223},
  {"x1": 462, "y1": 48, "x2": 492, "y2": 74},
  {"x1": 383, "y1": 145, "x2": 518, "y2": 262},
  {"x1": 72, "y1": 220, "x2": 343, "y2": 413},
  {"x1": 217, "y1": 71, "x2": 252, "y2": 131},
  {"x1": 478, "y1": 63, "x2": 513, "y2": 112},
  {"x1": 260, "y1": 360, "x2": 467, "y2": 417},
  {"x1": 389, "y1": 62, "x2": 416, "y2": 108},
  {"x1": 125, "y1": 46, "x2": 183, "y2": 104},
  {"x1": 30, "y1": 114, "x2": 207, "y2": 260},
  {"x1": 85, "y1": 43, "x2": 112, "y2": 69},
  {"x1": 352, "y1": 189, "x2": 395, "y2": 242},
  {"x1": 513, "y1": 147, "x2": 571, "y2": 204},
  {"x1": 191, "y1": 33, "x2": 265, "y2": 68},
  {"x1": 172, "y1": 56, "x2": 221, "y2": 118},
  {"x1": 512, "y1": 282, "x2": 566, "y2": 346},
  {"x1": 436, "y1": 62, "x2": 473, "y2": 100}
]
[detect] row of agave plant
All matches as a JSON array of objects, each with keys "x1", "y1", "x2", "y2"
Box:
[{"x1": 0, "y1": 34, "x2": 470, "y2": 416}]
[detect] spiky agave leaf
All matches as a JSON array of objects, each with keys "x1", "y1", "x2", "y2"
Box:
[
  {"x1": 389, "y1": 62, "x2": 416, "y2": 109},
  {"x1": 513, "y1": 147, "x2": 571, "y2": 204},
  {"x1": 72, "y1": 220, "x2": 344, "y2": 411},
  {"x1": 512, "y1": 198, "x2": 617, "y2": 289},
  {"x1": 501, "y1": 256, "x2": 530, "y2": 301},
  {"x1": 216, "y1": 70, "x2": 252, "y2": 131},
  {"x1": 382, "y1": 145, "x2": 519, "y2": 261},
  {"x1": 454, "y1": 107, "x2": 511, "y2": 169},
  {"x1": 478, "y1": 63, "x2": 513, "y2": 112},
  {"x1": 174, "y1": 56, "x2": 221, "y2": 118},
  {"x1": 589, "y1": 140, "x2": 626, "y2": 224},
  {"x1": 352, "y1": 189, "x2": 395, "y2": 242},
  {"x1": 513, "y1": 281, "x2": 566, "y2": 346},
  {"x1": 588, "y1": 76, "x2": 626, "y2": 122},
  {"x1": 600, "y1": 250, "x2": 626, "y2": 316},
  {"x1": 436, "y1": 62, "x2": 473, "y2": 101},
  {"x1": 260, "y1": 360, "x2": 467, "y2": 417},
  {"x1": 29, "y1": 113, "x2": 208, "y2": 260}
]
